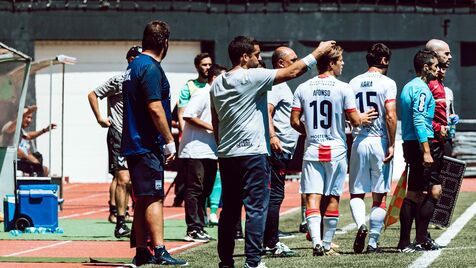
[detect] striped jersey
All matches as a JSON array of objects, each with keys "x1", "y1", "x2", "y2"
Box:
[
  {"x1": 349, "y1": 71, "x2": 397, "y2": 138},
  {"x1": 292, "y1": 75, "x2": 357, "y2": 162}
]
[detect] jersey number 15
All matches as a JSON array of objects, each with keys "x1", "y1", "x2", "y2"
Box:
[
  {"x1": 356, "y1": 91, "x2": 379, "y2": 114},
  {"x1": 310, "y1": 100, "x2": 332, "y2": 129}
]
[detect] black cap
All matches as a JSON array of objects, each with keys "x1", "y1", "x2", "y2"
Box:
[{"x1": 126, "y1": 45, "x2": 142, "y2": 59}]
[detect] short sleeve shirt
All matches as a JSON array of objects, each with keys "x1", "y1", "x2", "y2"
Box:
[
  {"x1": 178, "y1": 79, "x2": 208, "y2": 108},
  {"x1": 121, "y1": 54, "x2": 172, "y2": 156},
  {"x1": 210, "y1": 68, "x2": 277, "y2": 158},
  {"x1": 349, "y1": 71, "x2": 397, "y2": 138},
  {"x1": 292, "y1": 75, "x2": 356, "y2": 161},
  {"x1": 268, "y1": 82, "x2": 300, "y2": 154},
  {"x1": 94, "y1": 74, "x2": 124, "y2": 133},
  {"x1": 178, "y1": 84, "x2": 217, "y2": 159}
]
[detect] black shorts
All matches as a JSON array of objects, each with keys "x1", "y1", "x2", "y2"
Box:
[
  {"x1": 403, "y1": 140, "x2": 444, "y2": 191},
  {"x1": 107, "y1": 127, "x2": 128, "y2": 175},
  {"x1": 126, "y1": 151, "x2": 164, "y2": 197}
]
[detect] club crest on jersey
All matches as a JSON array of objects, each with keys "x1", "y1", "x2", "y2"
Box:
[{"x1": 418, "y1": 93, "x2": 426, "y2": 112}]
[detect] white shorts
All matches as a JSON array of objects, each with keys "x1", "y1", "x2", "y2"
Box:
[
  {"x1": 349, "y1": 136, "x2": 392, "y2": 194},
  {"x1": 300, "y1": 157, "x2": 347, "y2": 196}
]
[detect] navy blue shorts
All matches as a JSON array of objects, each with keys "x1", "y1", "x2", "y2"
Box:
[{"x1": 126, "y1": 151, "x2": 165, "y2": 197}]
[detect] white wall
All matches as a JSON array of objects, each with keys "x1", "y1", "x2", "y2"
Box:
[{"x1": 34, "y1": 41, "x2": 200, "y2": 182}]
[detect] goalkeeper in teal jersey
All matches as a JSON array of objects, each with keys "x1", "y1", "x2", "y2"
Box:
[{"x1": 398, "y1": 50, "x2": 440, "y2": 252}]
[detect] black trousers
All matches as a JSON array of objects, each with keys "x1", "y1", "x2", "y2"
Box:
[
  {"x1": 183, "y1": 158, "x2": 217, "y2": 231},
  {"x1": 218, "y1": 154, "x2": 270, "y2": 268},
  {"x1": 263, "y1": 151, "x2": 290, "y2": 248}
]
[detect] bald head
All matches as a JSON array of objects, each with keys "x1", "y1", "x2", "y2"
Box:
[
  {"x1": 425, "y1": 39, "x2": 452, "y2": 69},
  {"x1": 271, "y1": 47, "x2": 298, "y2": 69}
]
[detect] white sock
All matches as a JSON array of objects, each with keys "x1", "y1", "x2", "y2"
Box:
[
  {"x1": 322, "y1": 216, "x2": 339, "y2": 250},
  {"x1": 350, "y1": 198, "x2": 366, "y2": 228},
  {"x1": 306, "y1": 214, "x2": 322, "y2": 247},
  {"x1": 368, "y1": 206, "x2": 386, "y2": 248}
]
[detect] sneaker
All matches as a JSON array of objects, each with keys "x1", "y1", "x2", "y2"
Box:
[
  {"x1": 398, "y1": 245, "x2": 416, "y2": 253},
  {"x1": 209, "y1": 213, "x2": 219, "y2": 225},
  {"x1": 265, "y1": 241, "x2": 296, "y2": 257},
  {"x1": 353, "y1": 224, "x2": 368, "y2": 254},
  {"x1": 366, "y1": 244, "x2": 382, "y2": 253},
  {"x1": 299, "y1": 222, "x2": 308, "y2": 233},
  {"x1": 184, "y1": 230, "x2": 210, "y2": 242},
  {"x1": 114, "y1": 223, "x2": 131, "y2": 238},
  {"x1": 244, "y1": 261, "x2": 267, "y2": 268},
  {"x1": 125, "y1": 211, "x2": 134, "y2": 223},
  {"x1": 201, "y1": 229, "x2": 215, "y2": 240},
  {"x1": 415, "y1": 240, "x2": 441, "y2": 251},
  {"x1": 235, "y1": 230, "x2": 244, "y2": 241},
  {"x1": 151, "y1": 246, "x2": 188, "y2": 266},
  {"x1": 278, "y1": 230, "x2": 295, "y2": 239},
  {"x1": 313, "y1": 244, "x2": 324, "y2": 256},
  {"x1": 133, "y1": 247, "x2": 153, "y2": 267},
  {"x1": 324, "y1": 248, "x2": 340, "y2": 256}
]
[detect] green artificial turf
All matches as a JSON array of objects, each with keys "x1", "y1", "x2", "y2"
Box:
[{"x1": 0, "y1": 219, "x2": 218, "y2": 242}]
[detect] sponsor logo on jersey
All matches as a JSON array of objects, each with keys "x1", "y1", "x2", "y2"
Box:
[
  {"x1": 237, "y1": 139, "x2": 252, "y2": 148},
  {"x1": 124, "y1": 69, "x2": 131, "y2": 81},
  {"x1": 418, "y1": 93, "x2": 426, "y2": 112}
]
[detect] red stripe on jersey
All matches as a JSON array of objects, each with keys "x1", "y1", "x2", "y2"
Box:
[
  {"x1": 344, "y1": 108, "x2": 357, "y2": 113},
  {"x1": 318, "y1": 145, "x2": 331, "y2": 162},
  {"x1": 385, "y1": 99, "x2": 396, "y2": 104},
  {"x1": 291, "y1": 107, "x2": 302, "y2": 111}
]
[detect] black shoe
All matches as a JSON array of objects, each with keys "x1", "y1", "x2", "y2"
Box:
[
  {"x1": 299, "y1": 222, "x2": 308, "y2": 233},
  {"x1": 151, "y1": 246, "x2": 188, "y2": 266},
  {"x1": 353, "y1": 224, "x2": 368, "y2": 254},
  {"x1": 234, "y1": 230, "x2": 244, "y2": 241},
  {"x1": 133, "y1": 247, "x2": 153, "y2": 266},
  {"x1": 415, "y1": 240, "x2": 441, "y2": 251},
  {"x1": 313, "y1": 244, "x2": 324, "y2": 256},
  {"x1": 184, "y1": 230, "x2": 210, "y2": 242},
  {"x1": 366, "y1": 244, "x2": 382, "y2": 253},
  {"x1": 278, "y1": 230, "x2": 295, "y2": 239},
  {"x1": 114, "y1": 223, "x2": 131, "y2": 238}
]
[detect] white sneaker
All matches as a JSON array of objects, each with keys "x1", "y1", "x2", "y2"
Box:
[
  {"x1": 244, "y1": 261, "x2": 267, "y2": 268},
  {"x1": 265, "y1": 241, "x2": 296, "y2": 257},
  {"x1": 209, "y1": 213, "x2": 219, "y2": 225}
]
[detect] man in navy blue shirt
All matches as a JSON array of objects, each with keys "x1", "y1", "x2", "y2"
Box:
[{"x1": 121, "y1": 20, "x2": 187, "y2": 266}]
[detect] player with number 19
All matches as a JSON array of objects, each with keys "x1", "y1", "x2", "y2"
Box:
[{"x1": 290, "y1": 45, "x2": 377, "y2": 257}]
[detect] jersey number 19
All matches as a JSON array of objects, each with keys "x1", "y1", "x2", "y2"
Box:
[{"x1": 310, "y1": 100, "x2": 332, "y2": 129}]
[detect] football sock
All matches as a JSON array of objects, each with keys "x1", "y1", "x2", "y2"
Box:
[
  {"x1": 350, "y1": 197, "x2": 366, "y2": 228},
  {"x1": 398, "y1": 198, "x2": 416, "y2": 248},
  {"x1": 415, "y1": 195, "x2": 437, "y2": 244},
  {"x1": 323, "y1": 211, "x2": 339, "y2": 251},
  {"x1": 368, "y1": 203, "x2": 386, "y2": 248},
  {"x1": 306, "y1": 209, "x2": 322, "y2": 247}
]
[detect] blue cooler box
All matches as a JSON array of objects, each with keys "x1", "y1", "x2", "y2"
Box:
[
  {"x1": 3, "y1": 195, "x2": 15, "y2": 231},
  {"x1": 17, "y1": 184, "x2": 59, "y2": 230}
]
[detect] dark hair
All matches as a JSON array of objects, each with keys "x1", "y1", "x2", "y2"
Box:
[
  {"x1": 126, "y1": 45, "x2": 142, "y2": 60},
  {"x1": 142, "y1": 20, "x2": 170, "y2": 52},
  {"x1": 228, "y1": 36, "x2": 256, "y2": 66},
  {"x1": 366, "y1": 43, "x2": 391, "y2": 67},
  {"x1": 207, "y1": 64, "x2": 227, "y2": 83},
  {"x1": 194, "y1": 53, "x2": 212, "y2": 66},
  {"x1": 413, "y1": 50, "x2": 437, "y2": 74},
  {"x1": 317, "y1": 45, "x2": 343, "y2": 74}
]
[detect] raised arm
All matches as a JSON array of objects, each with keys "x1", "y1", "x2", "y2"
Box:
[{"x1": 274, "y1": 41, "x2": 335, "y2": 85}]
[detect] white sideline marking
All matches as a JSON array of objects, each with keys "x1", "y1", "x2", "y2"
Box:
[
  {"x1": 3, "y1": 240, "x2": 72, "y2": 257},
  {"x1": 280, "y1": 207, "x2": 300, "y2": 217},
  {"x1": 59, "y1": 208, "x2": 109, "y2": 219},
  {"x1": 335, "y1": 215, "x2": 370, "y2": 235},
  {"x1": 408, "y1": 201, "x2": 476, "y2": 268},
  {"x1": 168, "y1": 242, "x2": 202, "y2": 253},
  {"x1": 164, "y1": 213, "x2": 185, "y2": 220}
]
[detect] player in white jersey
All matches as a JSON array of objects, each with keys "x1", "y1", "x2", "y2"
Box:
[
  {"x1": 291, "y1": 45, "x2": 377, "y2": 257},
  {"x1": 348, "y1": 43, "x2": 397, "y2": 254}
]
